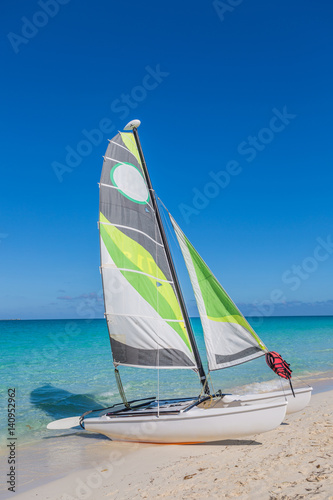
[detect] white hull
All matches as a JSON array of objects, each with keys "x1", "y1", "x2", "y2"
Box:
[
  {"x1": 84, "y1": 400, "x2": 287, "y2": 444},
  {"x1": 227, "y1": 386, "x2": 312, "y2": 414}
]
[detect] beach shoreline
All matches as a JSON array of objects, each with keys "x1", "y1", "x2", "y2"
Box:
[{"x1": 1, "y1": 381, "x2": 332, "y2": 500}]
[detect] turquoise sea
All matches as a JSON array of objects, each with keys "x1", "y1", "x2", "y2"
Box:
[{"x1": 1, "y1": 316, "x2": 333, "y2": 447}]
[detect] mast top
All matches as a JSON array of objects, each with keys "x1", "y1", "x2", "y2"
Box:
[{"x1": 124, "y1": 119, "x2": 141, "y2": 131}]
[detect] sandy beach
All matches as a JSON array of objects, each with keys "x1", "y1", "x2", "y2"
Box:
[{"x1": 2, "y1": 387, "x2": 332, "y2": 500}]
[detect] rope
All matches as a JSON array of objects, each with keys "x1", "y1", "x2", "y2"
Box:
[
  {"x1": 157, "y1": 197, "x2": 181, "y2": 248},
  {"x1": 208, "y1": 371, "x2": 216, "y2": 396},
  {"x1": 157, "y1": 348, "x2": 160, "y2": 418}
]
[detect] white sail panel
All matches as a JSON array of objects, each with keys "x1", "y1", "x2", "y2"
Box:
[
  {"x1": 170, "y1": 215, "x2": 267, "y2": 371},
  {"x1": 100, "y1": 239, "x2": 195, "y2": 368}
]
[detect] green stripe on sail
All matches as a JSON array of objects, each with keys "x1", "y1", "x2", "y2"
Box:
[
  {"x1": 207, "y1": 314, "x2": 256, "y2": 331},
  {"x1": 166, "y1": 321, "x2": 188, "y2": 342},
  {"x1": 183, "y1": 233, "x2": 265, "y2": 349},
  {"x1": 100, "y1": 213, "x2": 192, "y2": 352},
  {"x1": 120, "y1": 132, "x2": 143, "y2": 169}
]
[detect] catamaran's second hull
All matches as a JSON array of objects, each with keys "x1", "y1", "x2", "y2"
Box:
[
  {"x1": 83, "y1": 400, "x2": 287, "y2": 444},
  {"x1": 224, "y1": 386, "x2": 312, "y2": 414}
]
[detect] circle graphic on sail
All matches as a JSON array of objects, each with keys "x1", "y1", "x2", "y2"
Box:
[{"x1": 110, "y1": 162, "x2": 150, "y2": 204}]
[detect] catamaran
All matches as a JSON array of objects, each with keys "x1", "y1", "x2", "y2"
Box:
[{"x1": 48, "y1": 120, "x2": 311, "y2": 443}]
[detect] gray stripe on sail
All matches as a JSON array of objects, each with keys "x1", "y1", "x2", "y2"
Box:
[
  {"x1": 110, "y1": 337, "x2": 195, "y2": 368},
  {"x1": 215, "y1": 347, "x2": 263, "y2": 365},
  {"x1": 100, "y1": 184, "x2": 161, "y2": 243},
  {"x1": 100, "y1": 221, "x2": 162, "y2": 246},
  {"x1": 108, "y1": 141, "x2": 138, "y2": 160}
]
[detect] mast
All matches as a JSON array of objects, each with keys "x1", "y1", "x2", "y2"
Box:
[{"x1": 126, "y1": 120, "x2": 209, "y2": 394}]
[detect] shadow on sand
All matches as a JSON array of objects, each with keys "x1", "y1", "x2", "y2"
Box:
[
  {"x1": 194, "y1": 438, "x2": 262, "y2": 446},
  {"x1": 30, "y1": 384, "x2": 106, "y2": 420},
  {"x1": 42, "y1": 431, "x2": 110, "y2": 441},
  {"x1": 30, "y1": 384, "x2": 114, "y2": 440},
  {"x1": 30, "y1": 383, "x2": 113, "y2": 440}
]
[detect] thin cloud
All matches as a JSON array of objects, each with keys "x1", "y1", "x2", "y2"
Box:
[
  {"x1": 56, "y1": 292, "x2": 103, "y2": 303},
  {"x1": 240, "y1": 299, "x2": 333, "y2": 317}
]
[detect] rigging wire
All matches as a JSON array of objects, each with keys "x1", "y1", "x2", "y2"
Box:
[
  {"x1": 157, "y1": 197, "x2": 181, "y2": 248},
  {"x1": 155, "y1": 197, "x2": 161, "y2": 416},
  {"x1": 157, "y1": 348, "x2": 160, "y2": 418}
]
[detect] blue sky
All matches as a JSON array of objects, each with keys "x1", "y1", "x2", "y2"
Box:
[{"x1": 1, "y1": 0, "x2": 332, "y2": 319}]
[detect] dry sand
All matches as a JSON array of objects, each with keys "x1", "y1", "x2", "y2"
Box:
[{"x1": 4, "y1": 390, "x2": 333, "y2": 500}]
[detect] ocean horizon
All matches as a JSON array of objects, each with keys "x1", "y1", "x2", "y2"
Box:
[{"x1": 2, "y1": 314, "x2": 333, "y2": 320}]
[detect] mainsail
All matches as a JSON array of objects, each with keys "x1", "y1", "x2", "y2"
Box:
[
  {"x1": 99, "y1": 131, "x2": 196, "y2": 369},
  {"x1": 170, "y1": 215, "x2": 267, "y2": 371}
]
